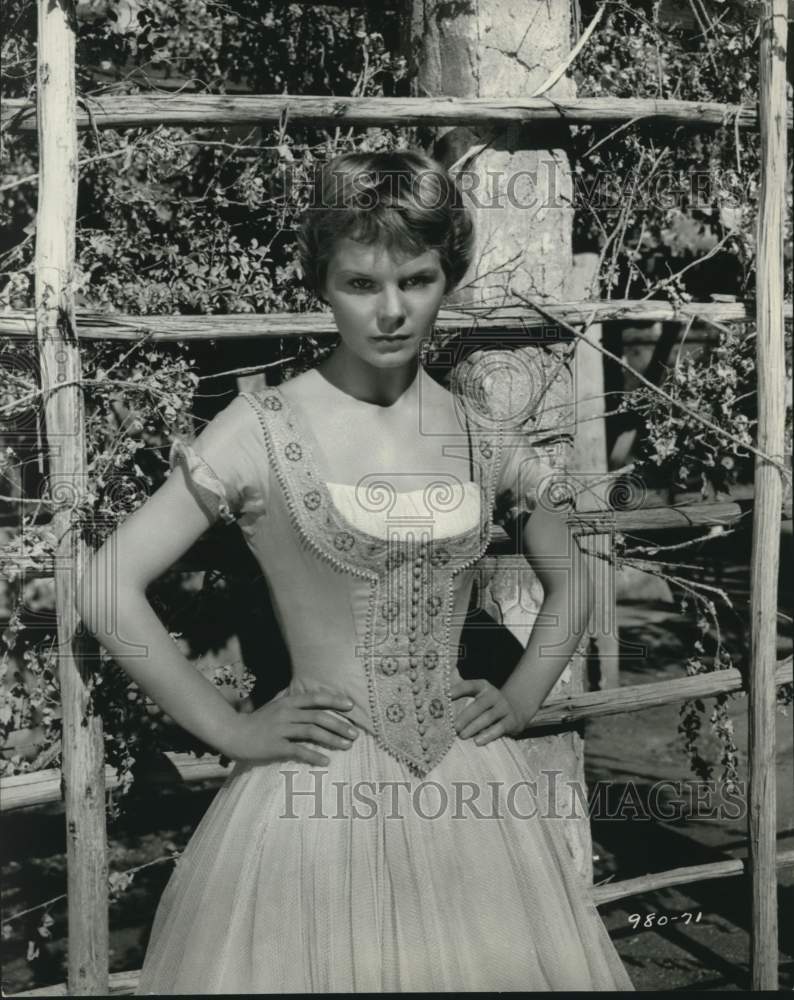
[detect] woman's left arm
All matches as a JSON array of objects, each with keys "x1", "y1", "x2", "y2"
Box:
[
  {"x1": 452, "y1": 471, "x2": 592, "y2": 744},
  {"x1": 497, "y1": 492, "x2": 592, "y2": 733}
]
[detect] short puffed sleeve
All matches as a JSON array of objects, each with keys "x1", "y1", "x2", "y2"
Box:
[
  {"x1": 492, "y1": 435, "x2": 562, "y2": 531},
  {"x1": 168, "y1": 394, "x2": 268, "y2": 525}
]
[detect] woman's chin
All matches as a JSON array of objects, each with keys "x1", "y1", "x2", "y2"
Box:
[{"x1": 364, "y1": 343, "x2": 421, "y2": 365}]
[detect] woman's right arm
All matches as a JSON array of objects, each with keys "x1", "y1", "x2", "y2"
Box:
[
  {"x1": 74, "y1": 417, "x2": 359, "y2": 766},
  {"x1": 74, "y1": 458, "x2": 252, "y2": 759}
]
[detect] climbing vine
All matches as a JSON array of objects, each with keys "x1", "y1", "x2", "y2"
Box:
[{"x1": 1, "y1": 3, "x2": 792, "y2": 979}]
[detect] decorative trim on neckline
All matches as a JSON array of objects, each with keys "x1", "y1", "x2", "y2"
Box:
[
  {"x1": 241, "y1": 385, "x2": 501, "y2": 573},
  {"x1": 238, "y1": 384, "x2": 506, "y2": 776}
]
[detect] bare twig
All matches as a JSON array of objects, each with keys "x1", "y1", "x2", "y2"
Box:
[
  {"x1": 198, "y1": 357, "x2": 297, "y2": 381},
  {"x1": 530, "y1": 4, "x2": 606, "y2": 98},
  {"x1": 510, "y1": 289, "x2": 792, "y2": 483}
]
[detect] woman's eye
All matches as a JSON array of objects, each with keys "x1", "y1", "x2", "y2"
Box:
[{"x1": 347, "y1": 275, "x2": 436, "y2": 291}]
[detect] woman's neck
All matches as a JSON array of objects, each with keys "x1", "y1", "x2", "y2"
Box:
[{"x1": 317, "y1": 347, "x2": 422, "y2": 409}]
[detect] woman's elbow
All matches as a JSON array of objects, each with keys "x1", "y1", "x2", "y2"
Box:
[
  {"x1": 74, "y1": 549, "x2": 142, "y2": 635},
  {"x1": 74, "y1": 553, "x2": 103, "y2": 633}
]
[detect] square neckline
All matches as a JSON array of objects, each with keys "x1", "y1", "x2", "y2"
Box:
[{"x1": 266, "y1": 384, "x2": 487, "y2": 549}]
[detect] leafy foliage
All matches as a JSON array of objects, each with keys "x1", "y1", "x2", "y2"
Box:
[
  {"x1": 572, "y1": 0, "x2": 792, "y2": 301},
  {"x1": 1, "y1": 8, "x2": 792, "y2": 985},
  {"x1": 618, "y1": 322, "x2": 793, "y2": 498},
  {"x1": 0, "y1": 0, "x2": 790, "y2": 839},
  {"x1": 1, "y1": 0, "x2": 407, "y2": 314},
  {"x1": 1, "y1": 1, "x2": 409, "y2": 796}
]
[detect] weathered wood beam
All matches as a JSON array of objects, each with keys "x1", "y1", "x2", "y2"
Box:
[
  {"x1": 4, "y1": 94, "x2": 792, "y2": 132},
  {"x1": 748, "y1": 0, "x2": 788, "y2": 988},
  {"x1": 4, "y1": 657, "x2": 790, "y2": 812},
  {"x1": 558, "y1": 498, "x2": 793, "y2": 536},
  {"x1": 592, "y1": 848, "x2": 794, "y2": 905},
  {"x1": 5, "y1": 499, "x2": 792, "y2": 545},
  {"x1": 1, "y1": 750, "x2": 233, "y2": 811},
  {"x1": 530, "y1": 657, "x2": 792, "y2": 729},
  {"x1": 33, "y1": 0, "x2": 109, "y2": 993},
  {"x1": 1, "y1": 301, "x2": 790, "y2": 342}
]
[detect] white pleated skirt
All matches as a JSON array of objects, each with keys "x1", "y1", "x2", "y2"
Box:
[{"x1": 135, "y1": 729, "x2": 634, "y2": 993}]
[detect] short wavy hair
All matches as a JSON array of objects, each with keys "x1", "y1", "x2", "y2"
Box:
[{"x1": 297, "y1": 149, "x2": 475, "y2": 300}]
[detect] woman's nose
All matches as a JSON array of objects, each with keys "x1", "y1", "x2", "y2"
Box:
[{"x1": 376, "y1": 286, "x2": 406, "y2": 332}]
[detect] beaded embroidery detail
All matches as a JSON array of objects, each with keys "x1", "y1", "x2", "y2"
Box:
[{"x1": 240, "y1": 386, "x2": 504, "y2": 776}]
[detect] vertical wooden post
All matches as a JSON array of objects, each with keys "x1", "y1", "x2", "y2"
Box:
[
  {"x1": 571, "y1": 253, "x2": 619, "y2": 692},
  {"x1": 409, "y1": 0, "x2": 593, "y2": 885},
  {"x1": 749, "y1": 0, "x2": 787, "y2": 989},
  {"x1": 35, "y1": 0, "x2": 109, "y2": 993}
]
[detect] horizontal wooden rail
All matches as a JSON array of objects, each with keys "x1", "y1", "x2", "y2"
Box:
[
  {"x1": 3, "y1": 657, "x2": 790, "y2": 813},
  {"x1": 4, "y1": 499, "x2": 792, "y2": 548},
  {"x1": 0, "y1": 751, "x2": 234, "y2": 812},
  {"x1": 6, "y1": 851, "x2": 794, "y2": 995},
  {"x1": 529, "y1": 656, "x2": 791, "y2": 729},
  {"x1": 2, "y1": 301, "x2": 792, "y2": 342},
  {"x1": 3, "y1": 500, "x2": 791, "y2": 559},
  {"x1": 490, "y1": 495, "x2": 793, "y2": 552},
  {"x1": 3, "y1": 94, "x2": 792, "y2": 132},
  {"x1": 592, "y1": 847, "x2": 794, "y2": 905},
  {"x1": 7, "y1": 972, "x2": 139, "y2": 997}
]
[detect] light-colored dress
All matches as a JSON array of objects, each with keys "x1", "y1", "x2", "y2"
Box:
[{"x1": 134, "y1": 383, "x2": 634, "y2": 993}]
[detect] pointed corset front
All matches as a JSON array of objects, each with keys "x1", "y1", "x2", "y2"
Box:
[{"x1": 237, "y1": 386, "x2": 504, "y2": 777}]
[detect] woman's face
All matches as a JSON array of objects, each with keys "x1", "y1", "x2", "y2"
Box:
[{"x1": 321, "y1": 237, "x2": 447, "y2": 368}]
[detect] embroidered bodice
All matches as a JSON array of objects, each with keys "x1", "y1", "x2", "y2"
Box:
[{"x1": 168, "y1": 382, "x2": 556, "y2": 776}]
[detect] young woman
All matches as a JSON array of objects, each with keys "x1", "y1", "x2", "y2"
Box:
[{"x1": 77, "y1": 149, "x2": 634, "y2": 992}]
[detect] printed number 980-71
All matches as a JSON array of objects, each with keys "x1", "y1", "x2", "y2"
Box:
[{"x1": 628, "y1": 911, "x2": 703, "y2": 929}]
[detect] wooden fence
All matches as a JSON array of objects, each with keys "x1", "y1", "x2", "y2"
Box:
[{"x1": 1, "y1": 0, "x2": 790, "y2": 992}]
